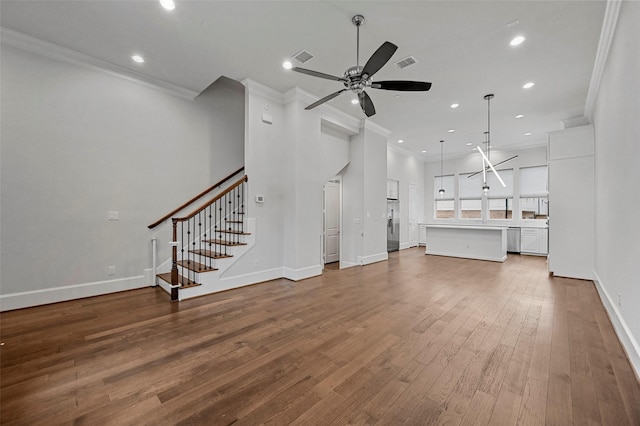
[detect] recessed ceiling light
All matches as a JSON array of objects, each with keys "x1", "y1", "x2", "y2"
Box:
[
  {"x1": 398, "y1": 139, "x2": 404, "y2": 143},
  {"x1": 159, "y1": 0, "x2": 175, "y2": 10},
  {"x1": 510, "y1": 35, "x2": 526, "y2": 46},
  {"x1": 450, "y1": 103, "x2": 459, "y2": 109},
  {"x1": 448, "y1": 129, "x2": 455, "y2": 133},
  {"x1": 524, "y1": 132, "x2": 532, "y2": 136},
  {"x1": 466, "y1": 142, "x2": 472, "y2": 146},
  {"x1": 515, "y1": 114, "x2": 525, "y2": 119},
  {"x1": 351, "y1": 98, "x2": 359, "y2": 105},
  {"x1": 131, "y1": 55, "x2": 145, "y2": 64},
  {"x1": 282, "y1": 60, "x2": 293, "y2": 70},
  {"x1": 422, "y1": 150, "x2": 427, "y2": 153},
  {"x1": 523, "y1": 82, "x2": 535, "y2": 89},
  {"x1": 395, "y1": 95, "x2": 401, "y2": 99}
]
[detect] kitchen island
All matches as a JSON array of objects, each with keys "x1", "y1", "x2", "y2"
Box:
[{"x1": 424, "y1": 224, "x2": 508, "y2": 262}]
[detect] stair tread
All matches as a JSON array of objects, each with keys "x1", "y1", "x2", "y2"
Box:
[
  {"x1": 202, "y1": 239, "x2": 247, "y2": 246},
  {"x1": 157, "y1": 272, "x2": 201, "y2": 288},
  {"x1": 189, "y1": 249, "x2": 233, "y2": 259},
  {"x1": 177, "y1": 260, "x2": 218, "y2": 272},
  {"x1": 218, "y1": 230, "x2": 251, "y2": 235}
]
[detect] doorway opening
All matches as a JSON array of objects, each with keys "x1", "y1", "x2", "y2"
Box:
[{"x1": 323, "y1": 178, "x2": 341, "y2": 269}]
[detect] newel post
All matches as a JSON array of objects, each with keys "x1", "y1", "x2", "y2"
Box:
[{"x1": 171, "y1": 219, "x2": 179, "y2": 302}]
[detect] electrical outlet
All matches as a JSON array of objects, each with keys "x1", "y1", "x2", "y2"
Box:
[{"x1": 108, "y1": 266, "x2": 116, "y2": 275}]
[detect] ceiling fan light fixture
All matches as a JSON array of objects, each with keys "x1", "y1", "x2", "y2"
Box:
[{"x1": 351, "y1": 98, "x2": 359, "y2": 105}]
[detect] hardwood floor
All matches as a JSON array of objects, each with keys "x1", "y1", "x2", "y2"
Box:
[{"x1": 1, "y1": 248, "x2": 639, "y2": 425}]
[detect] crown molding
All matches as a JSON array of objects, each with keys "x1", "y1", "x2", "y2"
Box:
[
  {"x1": 387, "y1": 142, "x2": 427, "y2": 160},
  {"x1": 584, "y1": 0, "x2": 622, "y2": 122},
  {"x1": 242, "y1": 78, "x2": 285, "y2": 104},
  {"x1": 362, "y1": 119, "x2": 391, "y2": 138},
  {"x1": 0, "y1": 27, "x2": 199, "y2": 100}
]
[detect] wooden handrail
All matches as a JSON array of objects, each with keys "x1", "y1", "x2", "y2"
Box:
[
  {"x1": 174, "y1": 175, "x2": 248, "y2": 222},
  {"x1": 148, "y1": 166, "x2": 244, "y2": 229}
]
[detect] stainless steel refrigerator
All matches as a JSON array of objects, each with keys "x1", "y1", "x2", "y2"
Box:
[{"x1": 387, "y1": 200, "x2": 400, "y2": 252}]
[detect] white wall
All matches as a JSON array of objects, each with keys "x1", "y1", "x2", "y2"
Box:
[
  {"x1": 592, "y1": 0, "x2": 640, "y2": 376},
  {"x1": 0, "y1": 44, "x2": 244, "y2": 308},
  {"x1": 235, "y1": 82, "x2": 356, "y2": 280},
  {"x1": 342, "y1": 121, "x2": 390, "y2": 267},
  {"x1": 387, "y1": 146, "x2": 425, "y2": 247},
  {"x1": 423, "y1": 145, "x2": 547, "y2": 225}
]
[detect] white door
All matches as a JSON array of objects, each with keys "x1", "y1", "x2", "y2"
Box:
[
  {"x1": 324, "y1": 181, "x2": 340, "y2": 264},
  {"x1": 408, "y1": 182, "x2": 419, "y2": 247}
]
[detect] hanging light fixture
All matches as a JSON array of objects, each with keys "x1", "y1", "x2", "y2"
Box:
[
  {"x1": 438, "y1": 140, "x2": 445, "y2": 198},
  {"x1": 482, "y1": 94, "x2": 493, "y2": 195},
  {"x1": 469, "y1": 93, "x2": 517, "y2": 188}
]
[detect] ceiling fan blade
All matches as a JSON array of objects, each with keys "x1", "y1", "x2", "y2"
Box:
[
  {"x1": 292, "y1": 67, "x2": 346, "y2": 82},
  {"x1": 361, "y1": 41, "x2": 398, "y2": 78},
  {"x1": 305, "y1": 89, "x2": 347, "y2": 110},
  {"x1": 371, "y1": 80, "x2": 432, "y2": 91},
  {"x1": 467, "y1": 155, "x2": 519, "y2": 178},
  {"x1": 359, "y1": 91, "x2": 376, "y2": 117}
]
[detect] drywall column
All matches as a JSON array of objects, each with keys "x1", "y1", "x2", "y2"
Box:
[
  {"x1": 342, "y1": 120, "x2": 390, "y2": 267},
  {"x1": 280, "y1": 89, "x2": 353, "y2": 279}
]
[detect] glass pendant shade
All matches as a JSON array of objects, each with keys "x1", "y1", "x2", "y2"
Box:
[{"x1": 439, "y1": 188, "x2": 445, "y2": 198}]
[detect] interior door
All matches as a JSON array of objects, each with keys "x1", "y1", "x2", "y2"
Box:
[
  {"x1": 324, "y1": 181, "x2": 340, "y2": 264},
  {"x1": 408, "y1": 182, "x2": 419, "y2": 247}
]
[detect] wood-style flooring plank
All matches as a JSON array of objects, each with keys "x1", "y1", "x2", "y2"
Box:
[{"x1": 1, "y1": 249, "x2": 639, "y2": 425}]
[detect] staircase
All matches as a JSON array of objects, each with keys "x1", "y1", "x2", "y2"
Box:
[{"x1": 148, "y1": 169, "x2": 253, "y2": 302}]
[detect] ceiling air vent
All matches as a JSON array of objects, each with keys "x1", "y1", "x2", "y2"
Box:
[
  {"x1": 292, "y1": 49, "x2": 314, "y2": 64},
  {"x1": 396, "y1": 56, "x2": 417, "y2": 70}
]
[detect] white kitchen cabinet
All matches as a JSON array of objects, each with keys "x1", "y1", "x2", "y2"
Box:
[
  {"x1": 547, "y1": 125, "x2": 594, "y2": 279},
  {"x1": 521, "y1": 227, "x2": 548, "y2": 255},
  {"x1": 418, "y1": 224, "x2": 427, "y2": 246}
]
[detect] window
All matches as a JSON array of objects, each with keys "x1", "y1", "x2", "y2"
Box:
[
  {"x1": 520, "y1": 166, "x2": 548, "y2": 219},
  {"x1": 486, "y1": 169, "x2": 513, "y2": 220},
  {"x1": 459, "y1": 172, "x2": 483, "y2": 219},
  {"x1": 434, "y1": 175, "x2": 454, "y2": 219}
]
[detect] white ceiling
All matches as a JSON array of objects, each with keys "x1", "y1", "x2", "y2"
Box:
[{"x1": 0, "y1": 1, "x2": 606, "y2": 159}]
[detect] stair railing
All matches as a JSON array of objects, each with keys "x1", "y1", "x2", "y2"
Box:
[
  {"x1": 148, "y1": 166, "x2": 245, "y2": 230},
  {"x1": 169, "y1": 175, "x2": 248, "y2": 301}
]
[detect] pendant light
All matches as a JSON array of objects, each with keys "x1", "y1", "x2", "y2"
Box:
[
  {"x1": 482, "y1": 94, "x2": 493, "y2": 195},
  {"x1": 438, "y1": 140, "x2": 445, "y2": 198}
]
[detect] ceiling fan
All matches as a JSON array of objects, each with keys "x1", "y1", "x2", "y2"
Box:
[{"x1": 289, "y1": 14, "x2": 432, "y2": 117}]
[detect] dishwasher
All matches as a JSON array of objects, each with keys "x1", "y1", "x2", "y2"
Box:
[{"x1": 507, "y1": 227, "x2": 521, "y2": 253}]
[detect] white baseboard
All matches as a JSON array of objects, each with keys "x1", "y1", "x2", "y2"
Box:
[
  {"x1": 283, "y1": 264, "x2": 323, "y2": 281},
  {"x1": 357, "y1": 252, "x2": 389, "y2": 266},
  {"x1": 179, "y1": 267, "x2": 284, "y2": 300},
  {"x1": 0, "y1": 274, "x2": 148, "y2": 311},
  {"x1": 340, "y1": 261, "x2": 359, "y2": 269},
  {"x1": 593, "y1": 272, "x2": 640, "y2": 380},
  {"x1": 400, "y1": 242, "x2": 413, "y2": 250},
  {"x1": 425, "y1": 250, "x2": 507, "y2": 263}
]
